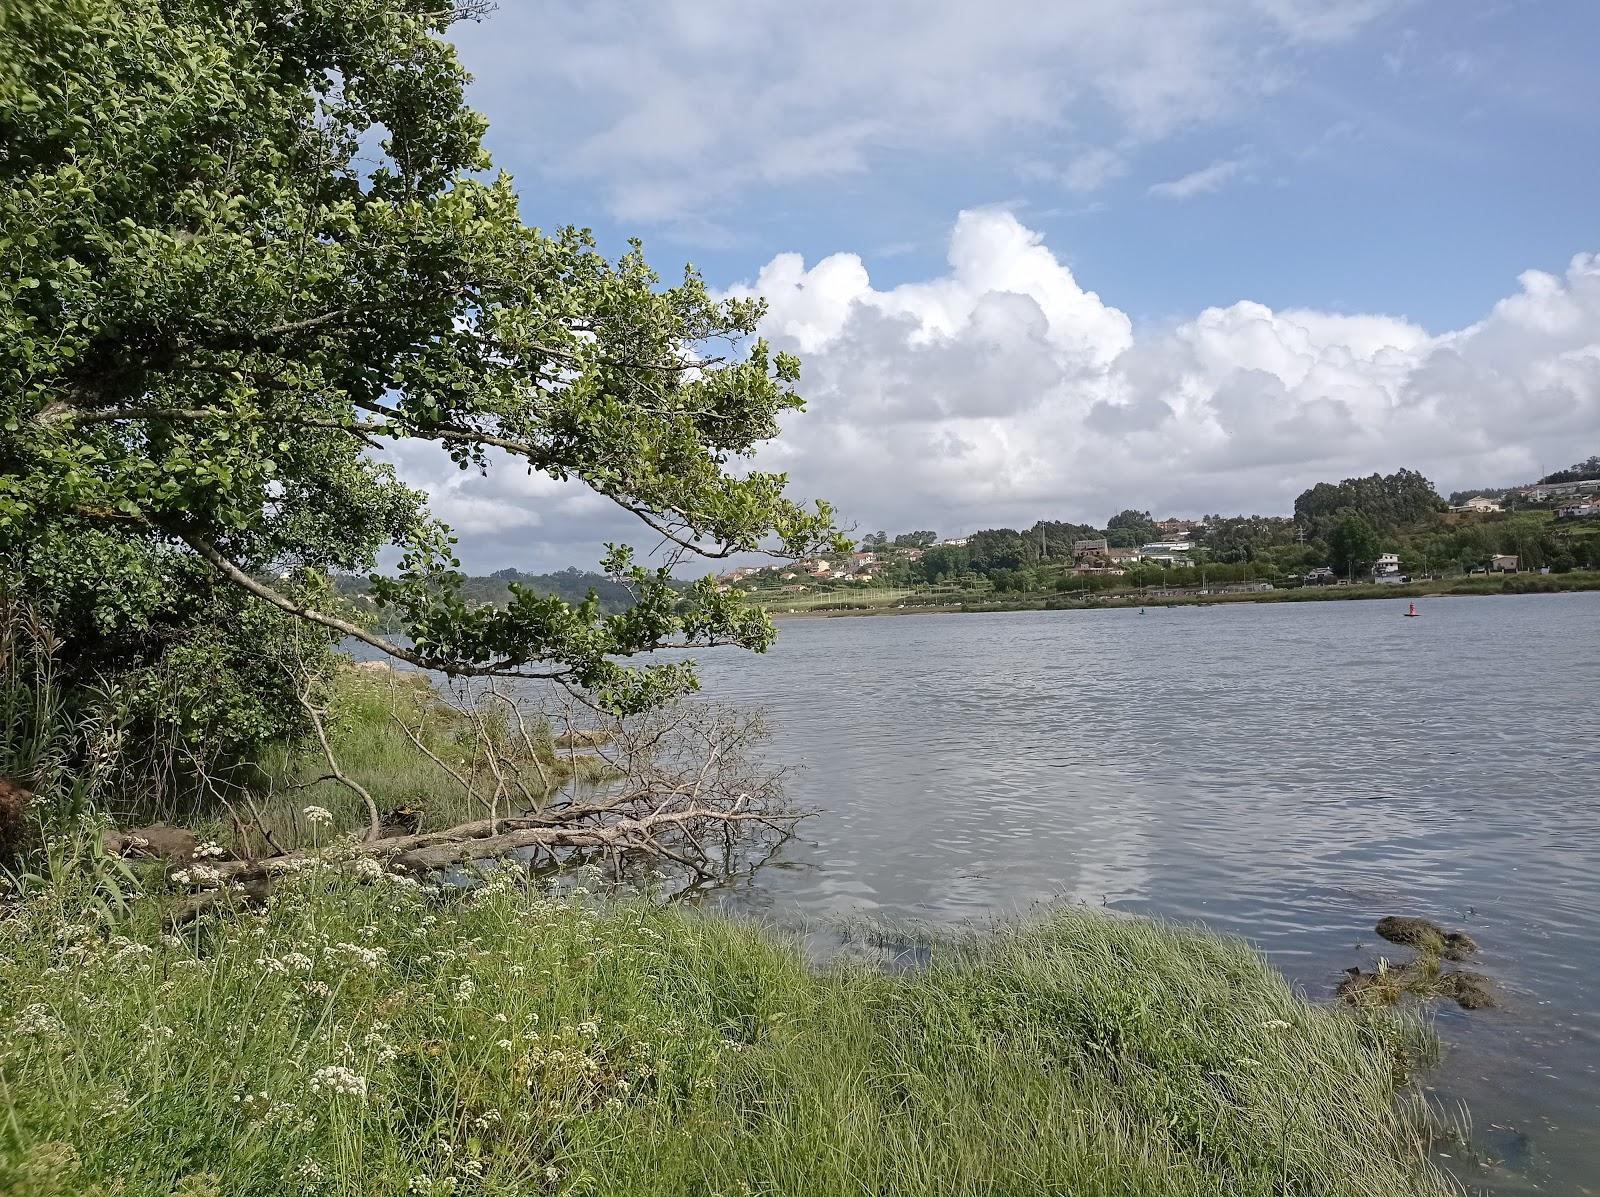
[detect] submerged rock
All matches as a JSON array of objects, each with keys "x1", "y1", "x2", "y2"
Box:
[
  {"x1": 1375, "y1": 916, "x2": 1478, "y2": 961},
  {"x1": 1438, "y1": 970, "x2": 1498, "y2": 1010}
]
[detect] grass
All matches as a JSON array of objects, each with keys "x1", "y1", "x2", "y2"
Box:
[
  {"x1": 0, "y1": 853, "x2": 1454, "y2": 1197},
  {"x1": 237, "y1": 664, "x2": 612, "y2": 852}
]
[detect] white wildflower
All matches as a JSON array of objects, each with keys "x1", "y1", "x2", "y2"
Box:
[
  {"x1": 1260, "y1": 1019, "x2": 1292, "y2": 1030},
  {"x1": 194, "y1": 841, "x2": 226, "y2": 859},
  {"x1": 303, "y1": 806, "x2": 333, "y2": 825},
  {"x1": 332, "y1": 942, "x2": 388, "y2": 970},
  {"x1": 14, "y1": 1004, "x2": 62, "y2": 1035},
  {"x1": 453, "y1": 977, "x2": 476, "y2": 1005},
  {"x1": 352, "y1": 856, "x2": 385, "y2": 882},
  {"x1": 309, "y1": 1065, "x2": 367, "y2": 1098}
]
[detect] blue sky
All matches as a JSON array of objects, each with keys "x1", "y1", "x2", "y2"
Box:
[{"x1": 408, "y1": 0, "x2": 1600, "y2": 569}]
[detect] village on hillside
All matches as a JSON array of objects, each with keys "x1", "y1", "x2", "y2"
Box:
[{"x1": 713, "y1": 471, "x2": 1600, "y2": 603}]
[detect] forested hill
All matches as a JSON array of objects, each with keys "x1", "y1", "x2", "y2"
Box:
[{"x1": 333, "y1": 568, "x2": 680, "y2": 621}]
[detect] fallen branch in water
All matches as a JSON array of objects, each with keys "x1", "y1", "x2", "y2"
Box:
[{"x1": 188, "y1": 698, "x2": 804, "y2": 887}]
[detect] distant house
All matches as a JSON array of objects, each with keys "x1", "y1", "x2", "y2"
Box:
[
  {"x1": 1105, "y1": 546, "x2": 1141, "y2": 563},
  {"x1": 1556, "y1": 502, "x2": 1600, "y2": 520},
  {"x1": 1373, "y1": 552, "x2": 1402, "y2": 576},
  {"x1": 1490, "y1": 554, "x2": 1519, "y2": 572},
  {"x1": 1519, "y1": 479, "x2": 1600, "y2": 501},
  {"x1": 1452, "y1": 496, "x2": 1503, "y2": 513},
  {"x1": 1303, "y1": 566, "x2": 1336, "y2": 584},
  {"x1": 1155, "y1": 518, "x2": 1198, "y2": 538},
  {"x1": 1073, "y1": 537, "x2": 1110, "y2": 559},
  {"x1": 1140, "y1": 541, "x2": 1193, "y2": 555}
]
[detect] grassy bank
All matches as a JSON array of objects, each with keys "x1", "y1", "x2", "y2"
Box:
[{"x1": 0, "y1": 854, "x2": 1452, "y2": 1197}]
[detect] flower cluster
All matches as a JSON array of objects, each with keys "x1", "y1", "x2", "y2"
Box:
[
  {"x1": 13, "y1": 1003, "x2": 63, "y2": 1036},
  {"x1": 332, "y1": 942, "x2": 388, "y2": 970},
  {"x1": 257, "y1": 951, "x2": 314, "y2": 975},
  {"x1": 309, "y1": 1065, "x2": 368, "y2": 1098},
  {"x1": 303, "y1": 805, "x2": 334, "y2": 826}
]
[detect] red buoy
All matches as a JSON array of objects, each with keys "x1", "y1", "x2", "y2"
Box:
[{"x1": 1404, "y1": 602, "x2": 1419, "y2": 617}]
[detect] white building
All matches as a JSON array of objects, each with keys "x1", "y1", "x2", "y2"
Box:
[{"x1": 1374, "y1": 552, "x2": 1402, "y2": 575}]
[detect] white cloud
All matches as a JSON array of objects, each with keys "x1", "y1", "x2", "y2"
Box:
[
  {"x1": 721, "y1": 210, "x2": 1600, "y2": 534},
  {"x1": 390, "y1": 210, "x2": 1600, "y2": 566},
  {"x1": 451, "y1": 0, "x2": 1393, "y2": 226},
  {"x1": 1147, "y1": 157, "x2": 1250, "y2": 198}
]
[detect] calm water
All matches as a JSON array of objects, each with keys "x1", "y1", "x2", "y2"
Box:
[{"x1": 677, "y1": 594, "x2": 1600, "y2": 1195}]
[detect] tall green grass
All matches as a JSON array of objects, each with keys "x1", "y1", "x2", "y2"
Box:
[{"x1": 0, "y1": 854, "x2": 1452, "y2": 1197}]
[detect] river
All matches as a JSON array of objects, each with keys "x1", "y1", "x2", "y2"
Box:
[{"x1": 678, "y1": 593, "x2": 1600, "y2": 1195}]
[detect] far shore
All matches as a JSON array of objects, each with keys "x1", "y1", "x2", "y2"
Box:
[{"x1": 766, "y1": 571, "x2": 1600, "y2": 620}]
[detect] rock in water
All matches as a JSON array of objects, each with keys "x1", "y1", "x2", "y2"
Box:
[{"x1": 1375, "y1": 915, "x2": 1478, "y2": 961}]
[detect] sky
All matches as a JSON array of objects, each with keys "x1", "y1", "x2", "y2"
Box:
[{"x1": 404, "y1": 0, "x2": 1600, "y2": 571}]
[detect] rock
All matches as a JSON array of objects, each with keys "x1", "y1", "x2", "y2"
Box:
[
  {"x1": 1375, "y1": 915, "x2": 1478, "y2": 961},
  {"x1": 379, "y1": 804, "x2": 425, "y2": 837},
  {"x1": 1440, "y1": 970, "x2": 1498, "y2": 1010},
  {"x1": 0, "y1": 778, "x2": 31, "y2": 865},
  {"x1": 103, "y1": 825, "x2": 200, "y2": 863}
]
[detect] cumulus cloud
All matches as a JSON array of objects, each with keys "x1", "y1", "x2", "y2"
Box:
[
  {"x1": 721, "y1": 210, "x2": 1600, "y2": 536},
  {"x1": 450, "y1": 0, "x2": 1394, "y2": 225},
  {"x1": 388, "y1": 210, "x2": 1600, "y2": 567}
]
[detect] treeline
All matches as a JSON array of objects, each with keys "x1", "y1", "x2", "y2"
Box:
[
  {"x1": 1539, "y1": 455, "x2": 1600, "y2": 485},
  {"x1": 844, "y1": 461, "x2": 1600, "y2": 593}
]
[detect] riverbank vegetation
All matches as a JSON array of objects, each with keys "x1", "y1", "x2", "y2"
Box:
[
  {"x1": 0, "y1": 3, "x2": 1478, "y2": 1193},
  {"x1": 1, "y1": 850, "x2": 1456, "y2": 1197}
]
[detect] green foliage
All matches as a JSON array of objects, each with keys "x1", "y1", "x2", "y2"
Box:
[
  {"x1": 1327, "y1": 513, "x2": 1383, "y2": 578},
  {"x1": 891, "y1": 530, "x2": 938, "y2": 548},
  {"x1": 1192, "y1": 514, "x2": 1298, "y2": 563},
  {"x1": 912, "y1": 544, "x2": 971, "y2": 584},
  {"x1": 1537, "y1": 455, "x2": 1600, "y2": 485},
  {"x1": 0, "y1": 0, "x2": 841, "y2": 722},
  {"x1": 0, "y1": 869, "x2": 1452, "y2": 1197},
  {"x1": 964, "y1": 528, "x2": 1039, "y2": 573},
  {"x1": 1294, "y1": 469, "x2": 1444, "y2": 540},
  {"x1": 1105, "y1": 508, "x2": 1158, "y2": 547}
]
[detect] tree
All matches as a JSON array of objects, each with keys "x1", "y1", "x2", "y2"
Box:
[
  {"x1": 914, "y1": 546, "x2": 969, "y2": 584},
  {"x1": 892, "y1": 530, "x2": 938, "y2": 549},
  {"x1": 1327, "y1": 513, "x2": 1382, "y2": 579},
  {"x1": 965, "y1": 529, "x2": 1036, "y2": 574},
  {"x1": 0, "y1": 0, "x2": 843, "y2": 770},
  {"x1": 1104, "y1": 509, "x2": 1157, "y2": 548},
  {"x1": 860, "y1": 531, "x2": 889, "y2": 551},
  {"x1": 1028, "y1": 520, "x2": 1099, "y2": 559},
  {"x1": 1293, "y1": 470, "x2": 1444, "y2": 541}
]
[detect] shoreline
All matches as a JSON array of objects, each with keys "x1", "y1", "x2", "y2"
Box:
[{"x1": 765, "y1": 571, "x2": 1600, "y2": 619}]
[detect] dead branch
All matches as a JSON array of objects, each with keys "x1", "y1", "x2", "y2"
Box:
[
  {"x1": 201, "y1": 699, "x2": 801, "y2": 887},
  {"x1": 297, "y1": 691, "x2": 383, "y2": 842}
]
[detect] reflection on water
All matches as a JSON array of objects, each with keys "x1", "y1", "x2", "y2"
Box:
[{"x1": 676, "y1": 594, "x2": 1600, "y2": 1195}]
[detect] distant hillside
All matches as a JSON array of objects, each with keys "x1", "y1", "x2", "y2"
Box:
[{"x1": 333, "y1": 568, "x2": 683, "y2": 632}]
